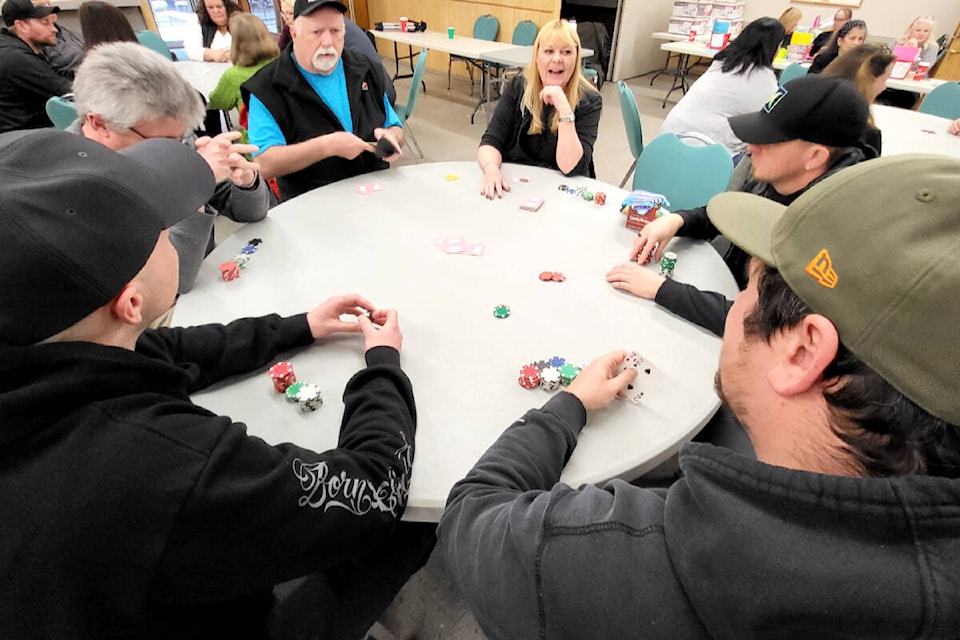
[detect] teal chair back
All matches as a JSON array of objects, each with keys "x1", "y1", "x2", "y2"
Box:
[
  {"x1": 918, "y1": 82, "x2": 960, "y2": 119},
  {"x1": 46, "y1": 95, "x2": 78, "y2": 130},
  {"x1": 473, "y1": 14, "x2": 499, "y2": 41},
  {"x1": 137, "y1": 30, "x2": 173, "y2": 60},
  {"x1": 616, "y1": 81, "x2": 644, "y2": 187},
  {"x1": 512, "y1": 20, "x2": 537, "y2": 46},
  {"x1": 778, "y1": 62, "x2": 808, "y2": 85},
  {"x1": 396, "y1": 49, "x2": 429, "y2": 122},
  {"x1": 632, "y1": 133, "x2": 733, "y2": 211}
]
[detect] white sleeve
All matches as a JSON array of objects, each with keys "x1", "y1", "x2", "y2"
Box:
[{"x1": 183, "y1": 21, "x2": 204, "y2": 62}]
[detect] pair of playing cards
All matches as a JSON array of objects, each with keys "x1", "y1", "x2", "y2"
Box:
[
  {"x1": 623, "y1": 350, "x2": 668, "y2": 405},
  {"x1": 434, "y1": 236, "x2": 486, "y2": 257}
]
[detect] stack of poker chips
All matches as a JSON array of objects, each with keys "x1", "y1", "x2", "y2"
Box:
[
  {"x1": 658, "y1": 252, "x2": 678, "y2": 278},
  {"x1": 517, "y1": 356, "x2": 582, "y2": 391},
  {"x1": 220, "y1": 238, "x2": 263, "y2": 282},
  {"x1": 270, "y1": 363, "x2": 324, "y2": 412},
  {"x1": 268, "y1": 361, "x2": 296, "y2": 393},
  {"x1": 557, "y1": 184, "x2": 607, "y2": 205},
  {"x1": 539, "y1": 271, "x2": 566, "y2": 283}
]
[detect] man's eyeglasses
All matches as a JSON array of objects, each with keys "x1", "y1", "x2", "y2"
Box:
[{"x1": 128, "y1": 126, "x2": 192, "y2": 146}]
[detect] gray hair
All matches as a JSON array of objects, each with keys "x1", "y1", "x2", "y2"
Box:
[{"x1": 73, "y1": 42, "x2": 205, "y2": 130}]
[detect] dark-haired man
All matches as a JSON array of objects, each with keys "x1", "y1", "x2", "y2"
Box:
[
  {"x1": 0, "y1": 0, "x2": 71, "y2": 132},
  {"x1": 439, "y1": 154, "x2": 960, "y2": 638},
  {"x1": 607, "y1": 74, "x2": 875, "y2": 335}
]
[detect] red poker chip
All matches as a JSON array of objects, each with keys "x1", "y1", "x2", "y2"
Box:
[
  {"x1": 551, "y1": 272, "x2": 566, "y2": 282},
  {"x1": 539, "y1": 271, "x2": 554, "y2": 281}
]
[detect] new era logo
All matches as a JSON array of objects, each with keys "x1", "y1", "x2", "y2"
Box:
[
  {"x1": 764, "y1": 86, "x2": 788, "y2": 113},
  {"x1": 805, "y1": 249, "x2": 838, "y2": 288}
]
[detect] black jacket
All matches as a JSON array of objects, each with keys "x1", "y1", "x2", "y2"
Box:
[
  {"x1": 0, "y1": 29, "x2": 72, "y2": 133},
  {"x1": 242, "y1": 47, "x2": 390, "y2": 200},
  {"x1": 481, "y1": 75, "x2": 602, "y2": 178},
  {"x1": 0, "y1": 314, "x2": 416, "y2": 638},
  {"x1": 674, "y1": 144, "x2": 874, "y2": 290}
]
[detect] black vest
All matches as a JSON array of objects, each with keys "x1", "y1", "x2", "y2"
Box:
[{"x1": 242, "y1": 46, "x2": 389, "y2": 200}]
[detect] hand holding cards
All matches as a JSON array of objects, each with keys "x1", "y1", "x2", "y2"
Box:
[
  {"x1": 374, "y1": 136, "x2": 399, "y2": 160},
  {"x1": 622, "y1": 350, "x2": 667, "y2": 405}
]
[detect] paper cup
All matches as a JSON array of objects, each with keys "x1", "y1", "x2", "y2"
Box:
[{"x1": 447, "y1": 26, "x2": 454, "y2": 38}]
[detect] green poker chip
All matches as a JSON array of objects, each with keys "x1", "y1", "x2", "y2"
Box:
[{"x1": 493, "y1": 304, "x2": 511, "y2": 319}]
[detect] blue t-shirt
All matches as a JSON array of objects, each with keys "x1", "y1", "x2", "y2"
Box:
[{"x1": 248, "y1": 55, "x2": 401, "y2": 157}]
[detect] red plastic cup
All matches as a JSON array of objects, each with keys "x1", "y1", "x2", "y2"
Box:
[{"x1": 400, "y1": 16, "x2": 408, "y2": 32}]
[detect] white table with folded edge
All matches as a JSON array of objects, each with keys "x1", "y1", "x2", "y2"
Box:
[
  {"x1": 172, "y1": 162, "x2": 739, "y2": 522},
  {"x1": 175, "y1": 60, "x2": 230, "y2": 98},
  {"x1": 873, "y1": 105, "x2": 960, "y2": 158}
]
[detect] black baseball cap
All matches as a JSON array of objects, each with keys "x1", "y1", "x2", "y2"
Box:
[
  {"x1": 293, "y1": 0, "x2": 345, "y2": 19},
  {"x1": 728, "y1": 75, "x2": 868, "y2": 148},
  {"x1": 0, "y1": 129, "x2": 215, "y2": 346},
  {"x1": 2, "y1": 0, "x2": 58, "y2": 25}
]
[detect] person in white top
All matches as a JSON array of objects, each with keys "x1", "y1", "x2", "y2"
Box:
[
  {"x1": 184, "y1": 0, "x2": 240, "y2": 62},
  {"x1": 659, "y1": 17, "x2": 784, "y2": 158}
]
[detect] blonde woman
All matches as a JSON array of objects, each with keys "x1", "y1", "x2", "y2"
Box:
[
  {"x1": 898, "y1": 15, "x2": 938, "y2": 64},
  {"x1": 208, "y1": 13, "x2": 278, "y2": 114},
  {"x1": 778, "y1": 6, "x2": 802, "y2": 48},
  {"x1": 478, "y1": 19, "x2": 602, "y2": 199}
]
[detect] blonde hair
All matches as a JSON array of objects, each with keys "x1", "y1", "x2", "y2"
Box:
[
  {"x1": 229, "y1": 13, "x2": 279, "y2": 67},
  {"x1": 898, "y1": 15, "x2": 936, "y2": 49},
  {"x1": 778, "y1": 7, "x2": 802, "y2": 33},
  {"x1": 521, "y1": 19, "x2": 596, "y2": 135}
]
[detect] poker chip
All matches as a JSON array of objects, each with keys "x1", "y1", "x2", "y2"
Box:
[
  {"x1": 539, "y1": 271, "x2": 566, "y2": 282},
  {"x1": 248, "y1": 238, "x2": 263, "y2": 245},
  {"x1": 518, "y1": 364, "x2": 542, "y2": 389},
  {"x1": 539, "y1": 367, "x2": 561, "y2": 391},
  {"x1": 445, "y1": 174, "x2": 459, "y2": 181},
  {"x1": 285, "y1": 381, "x2": 304, "y2": 402},
  {"x1": 295, "y1": 383, "x2": 324, "y2": 412},
  {"x1": 548, "y1": 355, "x2": 565, "y2": 368},
  {"x1": 240, "y1": 244, "x2": 257, "y2": 255},
  {"x1": 219, "y1": 261, "x2": 240, "y2": 282},
  {"x1": 493, "y1": 304, "x2": 511, "y2": 319},
  {"x1": 594, "y1": 192, "x2": 607, "y2": 205},
  {"x1": 539, "y1": 271, "x2": 554, "y2": 281},
  {"x1": 558, "y1": 363, "x2": 581, "y2": 386},
  {"x1": 268, "y1": 361, "x2": 297, "y2": 393},
  {"x1": 582, "y1": 191, "x2": 594, "y2": 201},
  {"x1": 558, "y1": 184, "x2": 568, "y2": 191},
  {"x1": 551, "y1": 272, "x2": 566, "y2": 282},
  {"x1": 534, "y1": 359, "x2": 550, "y2": 371}
]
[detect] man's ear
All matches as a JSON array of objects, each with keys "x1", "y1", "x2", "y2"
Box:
[
  {"x1": 806, "y1": 143, "x2": 832, "y2": 172},
  {"x1": 109, "y1": 281, "x2": 145, "y2": 326},
  {"x1": 767, "y1": 314, "x2": 839, "y2": 396},
  {"x1": 84, "y1": 113, "x2": 112, "y2": 137}
]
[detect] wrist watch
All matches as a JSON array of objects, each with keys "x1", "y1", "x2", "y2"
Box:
[{"x1": 558, "y1": 113, "x2": 576, "y2": 123}]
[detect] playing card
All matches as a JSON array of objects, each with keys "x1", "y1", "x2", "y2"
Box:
[
  {"x1": 355, "y1": 183, "x2": 383, "y2": 195},
  {"x1": 623, "y1": 350, "x2": 667, "y2": 405},
  {"x1": 463, "y1": 243, "x2": 486, "y2": 257},
  {"x1": 520, "y1": 196, "x2": 544, "y2": 212},
  {"x1": 434, "y1": 237, "x2": 465, "y2": 254}
]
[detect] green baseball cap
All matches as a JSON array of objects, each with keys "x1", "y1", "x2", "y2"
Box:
[{"x1": 707, "y1": 154, "x2": 960, "y2": 425}]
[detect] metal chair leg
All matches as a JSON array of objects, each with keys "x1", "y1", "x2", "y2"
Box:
[
  {"x1": 405, "y1": 124, "x2": 423, "y2": 162},
  {"x1": 619, "y1": 159, "x2": 637, "y2": 189}
]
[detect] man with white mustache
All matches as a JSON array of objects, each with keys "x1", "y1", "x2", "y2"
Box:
[{"x1": 242, "y1": 0, "x2": 403, "y2": 201}]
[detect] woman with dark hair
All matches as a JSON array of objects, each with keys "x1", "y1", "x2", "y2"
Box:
[
  {"x1": 79, "y1": 1, "x2": 137, "y2": 50},
  {"x1": 823, "y1": 43, "x2": 896, "y2": 154},
  {"x1": 810, "y1": 8, "x2": 853, "y2": 56},
  {"x1": 184, "y1": 0, "x2": 242, "y2": 62},
  {"x1": 808, "y1": 19, "x2": 866, "y2": 74},
  {"x1": 660, "y1": 17, "x2": 784, "y2": 157}
]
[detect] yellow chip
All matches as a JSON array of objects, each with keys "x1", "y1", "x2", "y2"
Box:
[{"x1": 445, "y1": 174, "x2": 459, "y2": 181}]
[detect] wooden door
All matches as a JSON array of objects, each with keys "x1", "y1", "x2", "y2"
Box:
[{"x1": 932, "y1": 21, "x2": 960, "y2": 81}]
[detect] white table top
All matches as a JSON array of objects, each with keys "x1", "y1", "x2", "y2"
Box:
[
  {"x1": 371, "y1": 29, "x2": 517, "y2": 58},
  {"x1": 652, "y1": 31, "x2": 691, "y2": 42},
  {"x1": 873, "y1": 105, "x2": 960, "y2": 158},
  {"x1": 478, "y1": 45, "x2": 594, "y2": 68},
  {"x1": 175, "y1": 60, "x2": 230, "y2": 98},
  {"x1": 173, "y1": 162, "x2": 739, "y2": 522}
]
